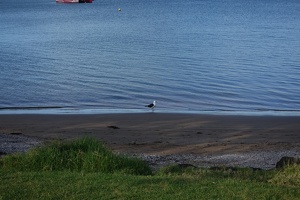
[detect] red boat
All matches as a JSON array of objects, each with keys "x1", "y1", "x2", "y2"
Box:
[{"x1": 56, "y1": 0, "x2": 92, "y2": 3}]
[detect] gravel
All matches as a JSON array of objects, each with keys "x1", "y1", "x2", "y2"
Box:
[
  {"x1": 130, "y1": 150, "x2": 300, "y2": 170},
  {"x1": 0, "y1": 134, "x2": 42, "y2": 156},
  {"x1": 1, "y1": 134, "x2": 300, "y2": 170}
]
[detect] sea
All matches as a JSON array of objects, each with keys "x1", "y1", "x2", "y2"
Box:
[{"x1": 1, "y1": 0, "x2": 300, "y2": 115}]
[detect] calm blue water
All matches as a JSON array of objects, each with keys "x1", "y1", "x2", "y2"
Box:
[{"x1": 1, "y1": 0, "x2": 300, "y2": 114}]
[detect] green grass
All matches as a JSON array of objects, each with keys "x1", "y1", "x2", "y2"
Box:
[
  {"x1": 1, "y1": 137, "x2": 300, "y2": 199},
  {"x1": 0, "y1": 137, "x2": 152, "y2": 175}
]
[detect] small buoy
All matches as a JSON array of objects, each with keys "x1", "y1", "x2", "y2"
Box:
[{"x1": 118, "y1": 8, "x2": 121, "y2": 11}]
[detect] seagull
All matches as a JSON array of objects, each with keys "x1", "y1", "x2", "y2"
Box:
[{"x1": 145, "y1": 100, "x2": 156, "y2": 111}]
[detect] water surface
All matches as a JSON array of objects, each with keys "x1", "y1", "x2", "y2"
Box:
[{"x1": 1, "y1": 0, "x2": 300, "y2": 114}]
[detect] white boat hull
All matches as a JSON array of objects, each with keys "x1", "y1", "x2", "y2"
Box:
[{"x1": 56, "y1": 0, "x2": 79, "y2": 3}]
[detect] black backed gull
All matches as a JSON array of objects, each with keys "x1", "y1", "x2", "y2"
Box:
[{"x1": 145, "y1": 100, "x2": 156, "y2": 111}]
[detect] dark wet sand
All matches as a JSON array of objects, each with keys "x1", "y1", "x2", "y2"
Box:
[{"x1": 1, "y1": 113, "x2": 300, "y2": 156}]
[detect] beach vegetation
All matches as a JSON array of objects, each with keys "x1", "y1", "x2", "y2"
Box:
[
  {"x1": 1, "y1": 137, "x2": 300, "y2": 199},
  {"x1": 0, "y1": 137, "x2": 152, "y2": 175}
]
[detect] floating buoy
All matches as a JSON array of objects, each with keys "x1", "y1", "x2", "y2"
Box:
[{"x1": 118, "y1": 8, "x2": 121, "y2": 11}]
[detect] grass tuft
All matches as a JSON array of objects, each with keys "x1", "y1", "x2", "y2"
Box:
[
  {"x1": 269, "y1": 164, "x2": 300, "y2": 186},
  {"x1": 0, "y1": 137, "x2": 152, "y2": 175}
]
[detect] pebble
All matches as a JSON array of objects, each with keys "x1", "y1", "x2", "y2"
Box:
[{"x1": 0, "y1": 134, "x2": 42, "y2": 155}]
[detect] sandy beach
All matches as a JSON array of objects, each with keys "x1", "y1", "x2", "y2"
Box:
[{"x1": 1, "y1": 113, "x2": 300, "y2": 169}]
